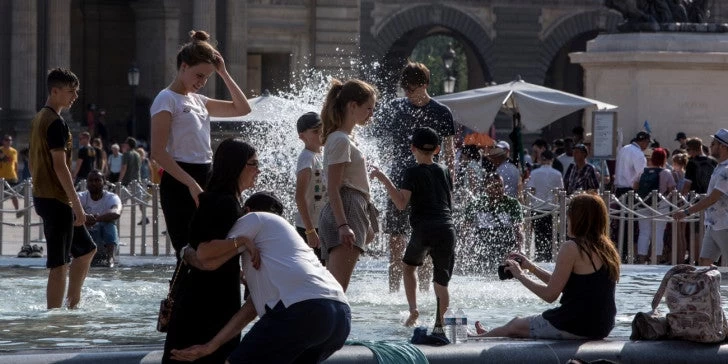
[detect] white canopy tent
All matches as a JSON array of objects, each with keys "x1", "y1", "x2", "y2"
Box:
[{"x1": 433, "y1": 78, "x2": 618, "y2": 133}]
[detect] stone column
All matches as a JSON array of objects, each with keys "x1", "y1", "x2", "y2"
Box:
[
  {"x1": 46, "y1": 0, "x2": 72, "y2": 69},
  {"x1": 192, "y1": 0, "x2": 216, "y2": 97},
  {"x1": 9, "y1": 0, "x2": 38, "y2": 129},
  {"x1": 223, "y1": 0, "x2": 247, "y2": 99}
]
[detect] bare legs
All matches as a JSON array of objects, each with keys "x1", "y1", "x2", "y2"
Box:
[
  {"x1": 403, "y1": 262, "x2": 447, "y2": 327},
  {"x1": 327, "y1": 245, "x2": 361, "y2": 292},
  {"x1": 390, "y1": 234, "x2": 432, "y2": 293},
  {"x1": 470, "y1": 317, "x2": 530, "y2": 338},
  {"x1": 47, "y1": 249, "x2": 96, "y2": 309}
]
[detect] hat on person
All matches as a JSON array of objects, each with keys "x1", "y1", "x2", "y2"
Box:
[
  {"x1": 573, "y1": 143, "x2": 589, "y2": 154},
  {"x1": 675, "y1": 132, "x2": 687, "y2": 141},
  {"x1": 484, "y1": 146, "x2": 507, "y2": 157},
  {"x1": 496, "y1": 140, "x2": 510, "y2": 150},
  {"x1": 411, "y1": 127, "x2": 440, "y2": 152},
  {"x1": 296, "y1": 112, "x2": 321, "y2": 133},
  {"x1": 635, "y1": 131, "x2": 651, "y2": 141},
  {"x1": 712, "y1": 128, "x2": 728, "y2": 146}
]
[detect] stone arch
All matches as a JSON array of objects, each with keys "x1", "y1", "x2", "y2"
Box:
[
  {"x1": 536, "y1": 10, "x2": 623, "y2": 77},
  {"x1": 371, "y1": 4, "x2": 495, "y2": 86}
]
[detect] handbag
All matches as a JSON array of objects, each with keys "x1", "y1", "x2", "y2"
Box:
[{"x1": 157, "y1": 262, "x2": 187, "y2": 333}]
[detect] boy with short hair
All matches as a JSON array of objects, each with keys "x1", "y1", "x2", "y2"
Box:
[
  {"x1": 29, "y1": 68, "x2": 96, "y2": 309},
  {"x1": 293, "y1": 112, "x2": 326, "y2": 264},
  {"x1": 370, "y1": 127, "x2": 456, "y2": 326}
]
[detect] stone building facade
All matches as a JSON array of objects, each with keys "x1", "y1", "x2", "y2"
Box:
[{"x1": 1, "y1": 0, "x2": 725, "y2": 145}]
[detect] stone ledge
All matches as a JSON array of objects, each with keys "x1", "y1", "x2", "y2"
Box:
[{"x1": 2, "y1": 340, "x2": 728, "y2": 364}]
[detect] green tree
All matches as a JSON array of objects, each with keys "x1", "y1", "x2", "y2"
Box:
[{"x1": 410, "y1": 35, "x2": 468, "y2": 96}]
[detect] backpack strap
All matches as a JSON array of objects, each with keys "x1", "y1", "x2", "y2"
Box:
[{"x1": 650, "y1": 264, "x2": 696, "y2": 312}]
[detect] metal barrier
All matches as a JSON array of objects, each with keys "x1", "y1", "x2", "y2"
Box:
[{"x1": 0, "y1": 178, "x2": 171, "y2": 257}]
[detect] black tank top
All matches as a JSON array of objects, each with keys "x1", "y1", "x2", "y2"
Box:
[{"x1": 541, "y1": 254, "x2": 616, "y2": 339}]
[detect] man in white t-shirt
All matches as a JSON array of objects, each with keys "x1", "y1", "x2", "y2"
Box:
[
  {"x1": 525, "y1": 150, "x2": 563, "y2": 261},
  {"x1": 78, "y1": 170, "x2": 121, "y2": 267},
  {"x1": 171, "y1": 192, "x2": 350, "y2": 364},
  {"x1": 486, "y1": 141, "x2": 521, "y2": 198},
  {"x1": 614, "y1": 131, "x2": 650, "y2": 197}
]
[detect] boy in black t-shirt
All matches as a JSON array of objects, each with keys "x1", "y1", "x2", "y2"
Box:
[{"x1": 370, "y1": 127, "x2": 456, "y2": 327}]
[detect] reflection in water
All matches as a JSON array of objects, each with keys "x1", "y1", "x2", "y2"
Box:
[{"x1": 2, "y1": 261, "x2": 724, "y2": 349}]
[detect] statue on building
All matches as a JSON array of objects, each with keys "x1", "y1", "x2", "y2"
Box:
[{"x1": 605, "y1": 0, "x2": 726, "y2": 32}]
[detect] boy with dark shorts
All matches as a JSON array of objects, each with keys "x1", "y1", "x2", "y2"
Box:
[
  {"x1": 29, "y1": 68, "x2": 96, "y2": 309},
  {"x1": 370, "y1": 127, "x2": 456, "y2": 326}
]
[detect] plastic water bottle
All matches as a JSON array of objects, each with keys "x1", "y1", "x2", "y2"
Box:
[
  {"x1": 455, "y1": 308, "x2": 468, "y2": 343},
  {"x1": 444, "y1": 307, "x2": 456, "y2": 343}
]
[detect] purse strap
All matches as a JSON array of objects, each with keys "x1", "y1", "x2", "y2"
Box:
[
  {"x1": 650, "y1": 264, "x2": 717, "y2": 312},
  {"x1": 165, "y1": 261, "x2": 187, "y2": 301}
]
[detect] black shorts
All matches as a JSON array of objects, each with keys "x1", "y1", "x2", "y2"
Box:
[
  {"x1": 34, "y1": 197, "x2": 97, "y2": 268},
  {"x1": 402, "y1": 223, "x2": 456, "y2": 286}
]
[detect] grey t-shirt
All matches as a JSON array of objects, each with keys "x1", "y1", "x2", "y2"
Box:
[{"x1": 121, "y1": 150, "x2": 141, "y2": 185}]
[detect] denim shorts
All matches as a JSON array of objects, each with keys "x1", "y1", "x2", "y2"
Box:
[{"x1": 528, "y1": 315, "x2": 588, "y2": 340}]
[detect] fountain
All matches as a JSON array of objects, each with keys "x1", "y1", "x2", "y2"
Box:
[{"x1": 2, "y1": 64, "x2": 728, "y2": 363}]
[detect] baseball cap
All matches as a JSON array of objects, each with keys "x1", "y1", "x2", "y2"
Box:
[
  {"x1": 635, "y1": 131, "x2": 651, "y2": 141},
  {"x1": 573, "y1": 143, "x2": 589, "y2": 154},
  {"x1": 675, "y1": 132, "x2": 687, "y2": 141},
  {"x1": 712, "y1": 128, "x2": 728, "y2": 146},
  {"x1": 411, "y1": 127, "x2": 440, "y2": 152},
  {"x1": 296, "y1": 112, "x2": 321, "y2": 133},
  {"x1": 496, "y1": 140, "x2": 510, "y2": 150}
]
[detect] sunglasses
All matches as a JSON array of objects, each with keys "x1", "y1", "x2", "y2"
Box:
[{"x1": 246, "y1": 160, "x2": 260, "y2": 168}]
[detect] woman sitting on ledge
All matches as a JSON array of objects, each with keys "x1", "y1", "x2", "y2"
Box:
[{"x1": 471, "y1": 193, "x2": 620, "y2": 340}]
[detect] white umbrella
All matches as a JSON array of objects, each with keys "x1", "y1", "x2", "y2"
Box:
[
  {"x1": 210, "y1": 94, "x2": 319, "y2": 123},
  {"x1": 433, "y1": 78, "x2": 618, "y2": 133}
]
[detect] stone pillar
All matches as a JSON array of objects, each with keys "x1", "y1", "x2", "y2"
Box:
[
  {"x1": 8, "y1": 0, "x2": 38, "y2": 132},
  {"x1": 131, "y1": 1, "x2": 180, "y2": 101},
  {"x1": 224, "y1": 0, "x2": 247, "y2": 98},
  {"x1": 571, "y1": 33, "x2": 728, "y2": 147},
  {"x1": 192, "y1": 0, "x2": 216, "y2": 97},
  {"x1": 46, "y1": 0, "x2": 72, "y2": 69}
]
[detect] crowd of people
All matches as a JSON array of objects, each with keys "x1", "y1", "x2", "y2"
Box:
[{"x1": 8, "y1": 26, "x2": 728, "y2": 363}]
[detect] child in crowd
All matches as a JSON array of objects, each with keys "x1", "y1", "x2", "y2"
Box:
[
  {"x1": 370, "y1": 127, "x2": 456, "y2": 327},
  {"x1": 294, "y1": 112, "x2": 326, "y2": 264}
]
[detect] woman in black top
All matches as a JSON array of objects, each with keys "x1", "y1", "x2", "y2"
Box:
[
  {"x1": 163, "y1": 139, "x2": 260, "y2": 363},
  {"x1": 471, "y1": 193, "x2": 621, "y2": 340}
]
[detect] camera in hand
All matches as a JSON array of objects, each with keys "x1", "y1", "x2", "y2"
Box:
[{"x1": 497, "y1": 257, "x2": 523, "y2": 280}]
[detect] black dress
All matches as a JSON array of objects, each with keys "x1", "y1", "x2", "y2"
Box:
[{"x1": 163, "y1": 192, "x2": 243, "y2": 363}]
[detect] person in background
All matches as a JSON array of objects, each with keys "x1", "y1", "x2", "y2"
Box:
[
  {"x1": 318, "y1": 78, "x2": 378, "y2": 292},
  {"x1": 29, "y1": 68, "x2": 96, "y2": 309},
  {"x1": 137, "y1": 147, "x2": 151, "y2": 182},
  {"x1": 72, "y1": 131, "x2": 97, "y2": 185},
  {"x1": 91, "y1": 137, "x2": 107, "y2": 175},
  {"x1": 79, "y1": 170, "x2": 121, "y2": 267},
  {"x1": 484, "y1": 143, "x2": 520, "y2": 198},
  {"x1": 526, "y1": 150, "x2": 563, "y2": 262},
  {"x1": 0, "y1": 134, "x2": 21, "y2": 216},
  {"x1": 150, "y1": 29, "x2": 251, "y2": 261},
  {"x1": 632, "y1": 148, "x2": 675, "y2": 264},
  {"x1": 614, "y1": 131, "x2": 650, "y2": 197},
  {"x1": 674, "y1": 129, "x2": 728, "y2": 266},
  {"x1": 531, "y1": 139, "x2": 564, "y2": 174},
  {"x1": 294, "y1": 112, "x2": 326, "y2": 264},
  {"x1": 671, "y1": 152, "x2": 689, "y2": 263},
  {"x1": 119, "y1": 137, "x2": 141, "y2": 186},
  {"x1": 471, "y1": 194, "x2": 620, "y2": 340},
  {"x1": 563, "y1": 144, "x2": 599, "y2": 195},
  {"x1": 107, "y1": 143, "x2": 123, "y2": 183},
  {"x1": 674, "y1": 132, "x2": 687, "y2": 155}
]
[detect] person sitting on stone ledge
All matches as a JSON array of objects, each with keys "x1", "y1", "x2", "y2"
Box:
[
  {"x1": 470, "y1": 193, "x2": 620, "y2": 340},
  {"x1": 78, "y1": 170, "x2": 121, "y2": 267}
]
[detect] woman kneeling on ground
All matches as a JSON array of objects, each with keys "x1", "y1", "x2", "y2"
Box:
[{"x1": 471, "y1": 193, "x2": 620, "y2": 340}]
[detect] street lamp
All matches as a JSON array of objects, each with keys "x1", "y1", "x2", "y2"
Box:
[
  {"x1": 127, "y1": 64, "x2": 140, "y2": 137},
  {"x1": 442, "y1": 43, "x2": 456, "y2": 94}
]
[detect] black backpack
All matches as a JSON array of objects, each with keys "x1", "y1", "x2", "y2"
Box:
[{"x1": 637, "y1": 167, "x2": 663, "y2": 204}]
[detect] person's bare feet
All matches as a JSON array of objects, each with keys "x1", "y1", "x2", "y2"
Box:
[
  {"x1": 404, "y1": 309, "x2": 419, "y2": 327},
  {"x1": 471, "y1": 320, "x2": 488, "y2": 336}
]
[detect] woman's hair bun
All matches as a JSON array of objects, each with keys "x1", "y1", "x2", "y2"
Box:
[{"x1": 190, "y1": 30, "x2": 210, "y2": 42}]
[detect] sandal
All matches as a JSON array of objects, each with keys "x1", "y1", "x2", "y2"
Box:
[
  {"x1": 17, "y1": 245, "x2": 32, "y2": 258},
  {"x1": 30, "y1": 244, "x2": 44, "y2": 258}
]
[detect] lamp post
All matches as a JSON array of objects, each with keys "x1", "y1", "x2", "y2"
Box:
[
  {"x1": 127, "y1": 64, "x2": 140, "y2": 137},
  {"x1": 442, "y1": 43, "x2": 456, "y2": 94}
]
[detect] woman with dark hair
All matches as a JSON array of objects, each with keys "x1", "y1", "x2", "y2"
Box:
[
  {"x1": 471, "y1": 193, "x2": 621, "y2": 340},
  {"x1": 162, "y1": 138, "x2": 259, "y2": 364},
  {"x1": 318, "y1": 78, "x2": 378, "y2": 291},
  {"x1": 150, "y1": 30, "x2": 251, "y2": 265}
]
